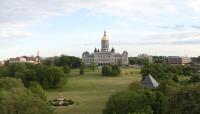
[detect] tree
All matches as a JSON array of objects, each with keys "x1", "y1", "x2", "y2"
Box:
[
  {"x1": 166, "y1": 85, "x2": 200, "y2": 114},
  {"x1": 152, "y1": 56, "x2": 166, "y2": 64},
  {"x1": 0, "y1": 77, "x2": 24, "y2": 89},
  {"x1": 0, "y1": 77, "x2": 54, "y2": 114},
  {"x1": 0, "y1": 67, "x2": 8, "y2": 77},
  {"x1": 183, "y1": 66, "x2": 194, "y2": 76},
  {"x1": 28, "y1": 81, "x2": 47, "y2": 101},
  {"x1": 45, "y1": 67, "x2": 66, "y2": 88},
  {"x1": 103, "y1": 90, "x2": 165, "y2": 114},
  {"x1": 8, "y1": 63, "x2": 26, "y2": 77},
  {"x1": 80, "y1": 62, "x2": 85, "y2": 75},
  {"x1": 141, "y1": 63, "x2": 194, "y2": 81},
  {"x1": 23, "y1": 69, "x2": 37, "y2": 87},
  {"x1": 129, "y1": 57, "x2": 149, "y2": 66},
  {"x1": 172, "y1": 75, "x2": 179, "y2": 82},
  {"x1": 156, "y1": 80, "x2": 179, "y2": 96},
  {"x1": 53, "y1": 55, "x2": 81, "y2": 68},
  {"x1": 190, "y1": 73, "x2": 200, "y2": 83},
  {"x1": 35, "y1": 65, "x2": 67, "y2": 89},
  {"x1": 63, "y1": 65, "x2": 71, "y2": 74}
]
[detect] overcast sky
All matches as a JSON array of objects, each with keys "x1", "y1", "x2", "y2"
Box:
[{"x1": 1, "y1": 0, "x2": 200, "y2": 60}]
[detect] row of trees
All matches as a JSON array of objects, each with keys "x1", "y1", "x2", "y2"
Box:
[
  {"x1": 129, "y1": 57, "x2": 149, "y2": 66},
  {"x1": 103, "y1": 80, "x2": 200, "y2": 114},
  {"x1": 0, "y1": 63, "x2": 67, "y2": 89},
  {"x1": 141, "y1": 63, "x2": 195, "y2": 81},
  {"x1": 128, "y1": 56, "x2": 166, "y2": 66},
  {"x1": 43, "y1": 55, "x2": 81, "y2": 68}
]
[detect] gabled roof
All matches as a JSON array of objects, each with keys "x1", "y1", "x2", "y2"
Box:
[{"x1": 142, "y1": 74, "x2": 159, "y2": 88}]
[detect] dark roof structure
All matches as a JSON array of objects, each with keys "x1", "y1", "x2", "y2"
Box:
[{"x1": 142, "y1": 74, "x2": 159, "y2": 88}]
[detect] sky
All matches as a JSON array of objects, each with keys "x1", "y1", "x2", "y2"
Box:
[{"x1": 1, "y1": 0, "x2": 200, "y2": 60}]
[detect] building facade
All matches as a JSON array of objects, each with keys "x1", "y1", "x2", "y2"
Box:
[
  {"x1": 8, "y1": 56, "x2": 41, "y2": 64},
  {"x1": 138, "y1": 54, "x2": 153, "y2": 63},
  {"x1": 82, "y1": 31, "x2": 128, "y2": 66},
  {"x1": 0, "y1": 61, "x2": 4, "y2": 67},
  {"x1": 165, "y1": 56, "x2": 191, "y2": 65},
  {"x1": 191, "y1": 56, "x2": 200, "y2": 65},
  {"x1": 8, "y1": 51, "x2": 41, "y2": 64}
]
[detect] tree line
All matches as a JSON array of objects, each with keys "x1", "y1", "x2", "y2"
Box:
[
  {"x1": 43, "y1": 55, "x2": 81, "y2": 68},
  {"x1": 141, "y1": 63, "x2": 196, "y2": 81},
  {"x1": 0, "y1": 63, "x2": 67, "y2": 89}
]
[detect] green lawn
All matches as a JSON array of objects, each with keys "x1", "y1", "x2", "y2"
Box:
[{"x1": 47, "y1": 67, "x2": 141, "y2": 114}]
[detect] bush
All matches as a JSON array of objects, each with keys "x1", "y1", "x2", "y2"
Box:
[
  {"x1": 102, "y1": 65, "x2": 121, "y2": 76},
  {"x1": 129, "y1": 82, "x2": 143, "y2": 90}
]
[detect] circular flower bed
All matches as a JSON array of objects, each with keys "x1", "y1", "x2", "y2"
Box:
[{"x1": 50, "y1": 98, "x2": 74, "y2": 107}]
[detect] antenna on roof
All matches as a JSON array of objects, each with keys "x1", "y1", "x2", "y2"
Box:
[{"x1": 37, "y1": 50, "x2": 39, "y2": 57}]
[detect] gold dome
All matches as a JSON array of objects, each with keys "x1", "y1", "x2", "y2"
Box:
[{"x1": 102, "y1": 30, "x2": 109, "y2": 40}]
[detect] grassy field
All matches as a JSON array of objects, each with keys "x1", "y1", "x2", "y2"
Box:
[{"x1": 47, "y1": 67, "x2": 141, "y2": 114}]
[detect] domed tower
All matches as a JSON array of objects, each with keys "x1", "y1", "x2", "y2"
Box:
[{"x1": 101, "y1": 30, "x2": 109, "y2": 52}]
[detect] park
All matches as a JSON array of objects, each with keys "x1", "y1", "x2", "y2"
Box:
[{"x1": 47, "y1": 67, "x2": 141, "y2": 114}]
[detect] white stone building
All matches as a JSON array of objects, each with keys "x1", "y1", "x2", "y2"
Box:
[{"x1": 82, "y1": 31, "x2": 128, "y2": 66}]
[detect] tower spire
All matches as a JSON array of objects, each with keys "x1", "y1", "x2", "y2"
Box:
[
  {"x1": 104, "y1": 30, "x2": 106, "y2": 36},
  {"x1": 101, "y1": 30, "x2": 109, "y2": 52}
]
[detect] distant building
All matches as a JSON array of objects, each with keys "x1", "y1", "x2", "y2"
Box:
[
  {"x1": 142, "y1": 74, "x2": 159, "y2": 88},
  {"x1": 191, "y1": 56, "x2": 200, "y2": 65},
  {"x1": 138, "y1": 54, "x2": 153, "y2": 63},
  {"x1": 0, "y1": 61, "x2": 4, "y2": 66},
  {"x1": 8, "y1": 51, "x2": 41, "y2": 64},
  {"x1": 165, "y1": 56, "x2": 191, "y2": 65},
  {"x1": 8, "y1": 56, "x2": 41, "y2": 64},
  {"x1": 82, "y1": 31, "x2": 128, "y2": 66}
]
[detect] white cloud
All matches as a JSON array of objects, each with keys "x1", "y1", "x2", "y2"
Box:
[
  {"x1": 86, "y1": 0, "x2": 176, "y2": 18},
  {"x1": 0, "y1": 0, "x2": 178, "y2": 38},
  {"x1": 186, "y1": 0, "x2": 200, "y2": 12},
  {"x1": 147, "y1": 32, "x2": 200, "y2": 44},
  {"x1": 114, "y1": 20, "x2": 130, "y2": 27},
  {"x1": 0, "y1": 0, "x2": 200, "y2": 40},
  {"x1": 104, "y1": 29, "x2": 200, "y2": 45}
]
